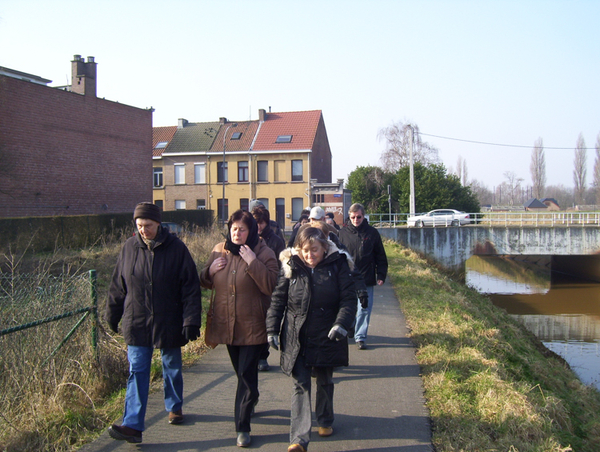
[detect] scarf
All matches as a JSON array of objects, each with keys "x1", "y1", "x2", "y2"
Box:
[{"x1": 225, "y1": 219, "x2": 260, "y2": 255}]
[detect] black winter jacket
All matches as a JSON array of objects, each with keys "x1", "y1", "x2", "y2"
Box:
[
  {"x1": 338, "y1": 219, "x2": 388, "y2": 287},
  {"x1": 105, "y1": 227, "x2": 202, "y2": 348},
  {"x1": 266, "y1": 242, "x2": 357, "y2": 375}
]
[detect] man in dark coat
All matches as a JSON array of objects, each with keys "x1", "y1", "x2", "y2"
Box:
[
  {"x1": 105, "y1": 202, "x2": 202, "y2": 444},
  {"x1": 338, "y1": 203, "x2": 388, "y2": 350}
]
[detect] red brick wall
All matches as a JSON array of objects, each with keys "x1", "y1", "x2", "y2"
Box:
[{"x1": 0, "y1": 75, "x2": 152, "y2": 218}]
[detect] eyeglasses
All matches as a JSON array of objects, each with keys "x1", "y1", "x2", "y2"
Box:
[{"x1": 350, "y1": 215, "x2": 363, "y2": 220}]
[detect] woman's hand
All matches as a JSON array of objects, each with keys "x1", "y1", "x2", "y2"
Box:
[
  {"x1": 209, "y1": 257, "x2": 227, "y2": 277},
  {"x1": 239, "y1": 245, "x2": 256, "y2": 266}
]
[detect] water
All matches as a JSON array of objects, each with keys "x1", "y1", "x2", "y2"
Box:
[{"x1": 466, "y1": 255, "x2": 600, "y2": 389}]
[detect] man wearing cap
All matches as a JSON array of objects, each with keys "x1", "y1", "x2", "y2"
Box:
[
  {"x1": 106, "y1": 202, "x2": 202, "y2": 444},
  {"x1": 292, "y1": 206, "x2": 339, "y2": 246}
]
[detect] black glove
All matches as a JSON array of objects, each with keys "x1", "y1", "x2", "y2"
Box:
[
  {"x1": 328, "y1": 324, "x2": 347, "y2": 341},
  {"x1": 357, "y1": 289, "x2": 369, "y2": 309},
  {"x1": 108, "y1": 321, "x2": 119, "y2": 333},
  {"x1": 182, "y1": 325, "x2": 200, "y2": 341}
]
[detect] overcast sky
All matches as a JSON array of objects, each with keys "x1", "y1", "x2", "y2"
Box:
[{"x1": 2, "y1": 0, "x2": 599, "y2": 190}]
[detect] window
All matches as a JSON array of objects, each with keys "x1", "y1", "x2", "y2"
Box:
[
  {"x1": 292, "y1": 160, "x2": 303, "y2": 182},
  {"x1": 218, "y1": 199, "x2": 229, "y2": 223},
  {"x1": 175, "y1": 200, "x2": 186, "y2": 210},
  {"x1": 238, "y1": 161, "x2": 249, "y2": 182},
  {"x1": 257, "y1": 161, "x2": 268, "y2": 182},
  {"x1": 274, "y1": 160, "x2": 285, "y2": 182},
  {"x1": 196, "y1": 199, "x2": 206, "y2": 209},
  {"x1": 292, "y1": 198, "x2": 304, "y2": 221},
  {"x1": 155, "y1": 200, "x2": 163, "y2": 210},
  {"x1": 217, "y1": 162, "x2": 228, "y2": 183},
  {"x1": 155, "y1": 141, "x2": 168, "y2": 149},
  {"x1": 312, "y1": 194, "x2": 324, "y2": 204},
  {"x1": 240, "y1": 198, "x2": 249, "y2": 211},
  {"x1": 231, "y1": 132, "x2": 242, "y2": 140},
  {"x1": 153, "y1": 167, "x2": 163, "y2": 187},
  {"x1": 174, "y1": 164, "x2": 185, "y2": 184},
  {"x1": 258, "y1": 198, "x2": 269, "y2": 210},
  {"x1": 276, "y1": 135, "x2": 292, "y2": 143},
  {"x1": 194, "y1": 163, "x2": 206, "y2": 184}
]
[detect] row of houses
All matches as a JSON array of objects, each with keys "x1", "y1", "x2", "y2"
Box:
[{"x1": 0, "y1": 55, "x2": 351, "y2": 229}]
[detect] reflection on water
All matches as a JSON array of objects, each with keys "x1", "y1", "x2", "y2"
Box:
[{"x1": 466, "y1": 255, "x2": 600, "y2": 389}]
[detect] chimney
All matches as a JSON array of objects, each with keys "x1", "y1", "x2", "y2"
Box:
[
  {"x1": 259, "y1": 109, "x2": 266, "y2": 122},
  {"x1": 71, "y1": 55, "x2": 97, "y2": 97},
  {"x1": 178, "y1": 118, "x2": 188, "y2": 129},
  {"x1": 219, "y1": 117, "x2": 228, "y2": 124}
]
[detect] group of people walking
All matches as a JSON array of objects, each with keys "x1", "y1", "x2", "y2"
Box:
[{"x1": 105, "y1": 201, "x2": 387, "y2": 451}]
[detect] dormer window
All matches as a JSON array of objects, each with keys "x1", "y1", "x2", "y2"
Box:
[
  {"x1": 276, "y1": 135, "x2": 292, "y2": 143},
  {"x1": 231, "y1": 132, "x2": 242, "y2": 140},
  {"x1": 155, "y1": 141, "x2": 168, "y2": 149}
]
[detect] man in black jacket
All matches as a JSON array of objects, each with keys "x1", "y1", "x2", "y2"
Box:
[
  {"x1": 338, "y1": 203, "x2": 388, "y2": 350},
  {"x1": 105, "y1": 202, "x2": 202, "y2": 443}
]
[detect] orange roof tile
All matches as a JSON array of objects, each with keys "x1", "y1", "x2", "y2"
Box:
[
  {"x1": 253, "y1": 110, "x2": 322, "y2": 151},
  {"x1": 152, "y1": 126, "x2": 177, "y2": 157}
]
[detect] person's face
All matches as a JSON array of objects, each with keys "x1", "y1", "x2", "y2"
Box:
[
  {"x1": 349, "y1": 211, "x2": 364, "y2": 227},
  {"x1": 136, "y1": 218, "x2": 160, "y2": 240},
  {"x1": 231, "y1": 220, "x2": 249, "y2": 245},
  {"x1": 257, "y1": 220, "x2": 267, "y2": 235},
  {"x1": 300, "y1": 241, "x2": 326, "y2": 268}
]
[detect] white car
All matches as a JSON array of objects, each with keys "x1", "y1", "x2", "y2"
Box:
[{"x1": 407, "y1": 209, "x2": 470, "y2": 227}]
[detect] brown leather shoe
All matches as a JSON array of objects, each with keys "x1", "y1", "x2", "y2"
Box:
[
  {"x1": 108, "y1": 424, "x2": 142, "y2": 443},
  {"x1": 318, "y1": 426, "x2": 333, "y2": 437},
  {"x1": 288, "y1": 444, "x2": 307, "y2": 452},
  {"x1": 169, "y1": 410, "x2": 184, "y2": 424}
]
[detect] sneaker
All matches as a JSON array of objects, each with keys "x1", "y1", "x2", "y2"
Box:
[
  {"x1": 108, "y1": 424, "x2": 142, "y2": 443},
  {"x1": 357, "y1": 341, "x2": 366, "y2": 350},
  {"x1": 318, "y1": 426, "x2": 334, "y2": 437},
  {"x1": 288, "y1": 444, "x2": 307, "y2": 452},
  {"x1": 169, "y1": 409, "x2": 184, "y2": 424},
  {"x1": 236, "y1": 431, "x2": 251, "y2": 447},
  {"x1": 258, "y1": 359, "x2": 270, "y2": 371}
]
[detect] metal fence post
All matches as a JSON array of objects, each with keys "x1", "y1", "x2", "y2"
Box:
[{"x1": 89, "y1": 269, "x2": 98, "y2": 357}]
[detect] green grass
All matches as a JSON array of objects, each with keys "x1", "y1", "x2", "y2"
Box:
[{"x1": 385, "y1": 240, "x2": 600, "y2": 452}]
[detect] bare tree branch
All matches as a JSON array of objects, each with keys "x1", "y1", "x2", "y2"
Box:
[{"x1": 377, "y1": 121, "x2": 440, "y2": 172}]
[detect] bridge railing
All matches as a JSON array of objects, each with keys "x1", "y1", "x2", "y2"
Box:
[{"x1": 368, "y1": 212, "x2": 600, "y2": 228}]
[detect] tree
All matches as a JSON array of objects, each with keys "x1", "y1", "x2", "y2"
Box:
[
  {"x1": 573, "y1": 133, "x2": 587, "y2": 205},
  {"x1": 530, "y1": 137, "x2": 546, "y2": 199},
  {"x1": 593, "y1": 133, "x2": 600, "y2": 204},
  {"x1": 469, "y1": 179, "x2": 494, "y2": 206},
  {"x1": 377, "y1": 121, "x2": 440, "y2": 172},
  {"x1": 395, "y1": 163, "x2": 480, "y2": 213},
  {"x1": 501, "y1": 171, "x2": 524, "y2": 206},
  {"x1": 346, "y1": 166, "x2": 396, "y2": 213}
]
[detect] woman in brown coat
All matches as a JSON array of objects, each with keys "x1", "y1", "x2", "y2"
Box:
[{"x1": 200, "y1": 209, "x2": 278, "y2": 447}]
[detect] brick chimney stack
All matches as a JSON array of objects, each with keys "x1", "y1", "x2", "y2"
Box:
[{"x1": 71, "y1": 55, "x2": 97, "y2": 97}]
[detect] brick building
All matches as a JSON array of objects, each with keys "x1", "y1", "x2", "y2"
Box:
[{"x1": 0, "y1": 55, "x2": 153, "y2": 218}]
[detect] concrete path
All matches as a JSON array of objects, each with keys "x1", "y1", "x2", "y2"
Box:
[{"x1": 79, "y1": 281, "x2": 432, "y2": 451}]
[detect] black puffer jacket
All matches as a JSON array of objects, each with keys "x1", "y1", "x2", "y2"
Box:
[
  {"x1": 338, "y1": 218, "x2": 388, "y2": 287},
  {"x1": 105, "y1": 227, "x2": 202, "y2": 348},
  {"x1": 266, "y1": 242, "x2": 357, "y2": 376}
]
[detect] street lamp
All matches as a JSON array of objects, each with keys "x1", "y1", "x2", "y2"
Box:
[{"x1": 222, "y1": 123, "x2": 237, "y2": 225}]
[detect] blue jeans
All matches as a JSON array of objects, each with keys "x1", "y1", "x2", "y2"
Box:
[
  {"x1": 290, "y1": 354, "x2": 334, "y2": 449},
  {"x1": 122, "y1": 345, "x2": 183, "y2": 431},
  {"x1": 354, "y1": 285, "x2": 374, "y2": 342}
]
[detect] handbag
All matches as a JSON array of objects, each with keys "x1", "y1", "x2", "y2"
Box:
[{"x1": 204, "y1": 288, "x2": 218, "y2": 349}]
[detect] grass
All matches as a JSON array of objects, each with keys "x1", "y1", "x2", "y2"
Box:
[
  {"x1": 385, "y1": 240, "x2": 600, "y2": 452},
  {"x1": 3, "y1": 228, "x2": 600, "y2": 451}
]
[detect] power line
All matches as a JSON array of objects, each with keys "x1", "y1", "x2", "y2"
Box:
[{"x1": 419, "y1": 132, "x2": 595, "y2": 150}]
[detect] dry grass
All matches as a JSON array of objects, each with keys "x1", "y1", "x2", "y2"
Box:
[
  {"x1": 385, "y1": 241, "x2": 600, "y2": 452},
  {"x1": 0, "y1": 225, "x2": 223, "y2": 451}
]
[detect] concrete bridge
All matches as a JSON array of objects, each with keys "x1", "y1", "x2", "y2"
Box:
[{"x1": 377, "y1": 225, "x2": 600, "y2": 278}]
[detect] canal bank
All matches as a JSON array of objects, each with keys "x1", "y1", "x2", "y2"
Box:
[{"x1": 385, "y1": 241, "x2": 600, "y2": 452}]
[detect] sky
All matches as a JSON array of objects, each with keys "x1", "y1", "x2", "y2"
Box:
[{"x1": 1, "y1": 0, "x2": 599, "y2": 191}]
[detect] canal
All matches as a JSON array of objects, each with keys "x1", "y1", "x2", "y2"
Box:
[{"x1": 466, "y1": 255, "x2": 600, "y2": 390}]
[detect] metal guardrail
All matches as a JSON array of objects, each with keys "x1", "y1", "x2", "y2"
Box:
[{"x1": 368, "y1": 212, "x2": 600, "y2": 228}]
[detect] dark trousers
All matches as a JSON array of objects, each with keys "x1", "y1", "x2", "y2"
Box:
[{"x1": 226, "y1": 344, "x2": 263, "y2": 432}]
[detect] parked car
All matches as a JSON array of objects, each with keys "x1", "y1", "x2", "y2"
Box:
[
  {"x1": 407, "y1": 209, "x2": 470, "y2": 227},
  {"x1": 161, "y1": 222, "x2": 184, "y2": 236}
]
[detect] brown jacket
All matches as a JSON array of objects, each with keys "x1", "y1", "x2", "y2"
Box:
[{"x1": 200, "y1": 239, "x2": 278, "y2": 346}]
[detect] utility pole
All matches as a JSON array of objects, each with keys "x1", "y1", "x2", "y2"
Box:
[
  {"x1": 388, "y1": 184, "x2": 392, "y2": 223},
  {"x1": 408, "y1": 125, "x2": 416, "y2": 216}
]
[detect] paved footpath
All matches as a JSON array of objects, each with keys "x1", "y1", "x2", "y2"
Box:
[{"x1": 79, "y1": 281, "x2": 432, "y2": 452}]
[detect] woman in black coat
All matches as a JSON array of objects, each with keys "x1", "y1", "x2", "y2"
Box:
[{"x1": 266, "y1": 227, "x2": 357, "y2": 452}]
